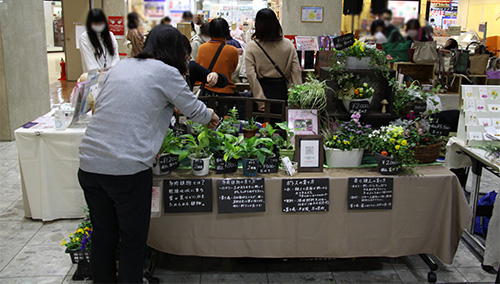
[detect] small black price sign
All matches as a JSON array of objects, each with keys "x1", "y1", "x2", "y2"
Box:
[
  {"x1": 282, "y1": 178, "x2": 329, "y2": 213},
  {"x1": 214, "y1": 156, "x2": 238, "y2": 174},
  {"x1": 429, "y1": 123, "x2": 451, "y2": 136},
  {"x1": 379, "y1": 158, "x2": 401, "y2": 175},
  {"x1": 245, "y1": 159, "x2": 258, "y2": 174},
  {"x1": 164, "y1": 179, "x2": 212, "y2": 213},
  {"x1": 333, "y1": 33, "x2": 355, "y2": 50},
  {"x1": 217, "y1": 178, "x2": 266, "y2": 214},
  {"x1": 192, "y1": 159, "x2": 204, "y2": 171},
  {"x1": 259, "y1": 155, "x2": 279, "y2": 174},
  {"x1": 348, "y1": 177, "x2": 393, "y2": 210},
  {"x1": 349, "y1": 100, "x2": 370, "y2": 114},
  {"x1": 158, "y1": 154, "x2": 179, "y2": 174},
  {"x1": 413, "y1": 102, "x2": 427, "y2": 114}
]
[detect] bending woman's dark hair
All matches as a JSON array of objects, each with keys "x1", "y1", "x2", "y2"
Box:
[
  {"x1": 370, "y1": 19, "x2": 385, "y2": 35},
  {"x1": 135, "y1": 25, "x2": 191, "y2": 75},
  {"x1": 445, "y1": 38, "x2": 458, "y2": 50},
  {"x1": 253, "y1": 8, "x2": 283, "y2": 41},
  {"x1": 127, "y1": 12, "x2": 139, "y2": 29},
  {"x1": 209, "y1": 18, "x2": 230, "y2": 39},
  {"x1": 86, "y1": 9, "x2": 115, "y2": 58}
]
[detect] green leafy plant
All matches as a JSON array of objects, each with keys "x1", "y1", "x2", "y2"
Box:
[
  {"x1": 185, "y1": 120, "x2": 205, "y2": 135},
  {"x1": 226, "y1": 107, "x2": 239, "y2": 123},
  {"x1": 335, "y1": 73, "x2": 375, "y2": 100},
  {"x1": 323, "y1": 112, "x2": 372, "y2": 151},
  {"x1": 210, "y1": 131, "x2": 239, "y2": 157},
  {"x1": 259, "y1": 122, "x2": 284, "y2": 147},
  {"x1": 158, "y1": 129, "x2": 186, "y2": 160},
  {"x1": 391, "y1": 116, "x2": 442, "y2": 147},
  {"x1": 275, "y1": 122, "x2": 295, "y2": 150},
  {"x1": 218, "y1": 120, "x2": 239, "y2": 135},
  {"x1": 390, "y1": 80, "x2": 441, "y2": 116},
  {"x1": 329, "y1": 40, "x2": 390, "y2": 76},
  {"x1": 288, "y1": 73, "x2": 329, "y2": 112},
  {"x1": 225, "y1": 136, "x2": 274, "y2": 164},
  {"x1": 243, "y1": 117, "x2": 259, "y2": 131},
  {"x1": 182, "y1": 126, "x2": 212, "y2": 159}
]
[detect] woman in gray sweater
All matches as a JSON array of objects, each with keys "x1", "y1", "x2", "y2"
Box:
[{"x1": 78, "y1": 25, "x2": 219, "y2": 283}]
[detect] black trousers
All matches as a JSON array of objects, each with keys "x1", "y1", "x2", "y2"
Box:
[{"x1": 78, "y1": 168, "x2": 152, "y2": 284}]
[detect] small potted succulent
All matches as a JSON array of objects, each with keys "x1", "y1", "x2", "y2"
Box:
[
  {"x1": 152, "y1": 129, "x2": 185, "y2": 175},
  {"x1": 288, "y1": 74, "x2": 329, "y2": 113},
  {"x1": 369, "y1": 125, "x2": 417, "y2": 174},
  {"x1": 225, "y1": 136, "x2": 273, "y2": 177},
  {"x1": 322, "y1": 112, "x2": 371, "y2": 168},
  {"x1": 242, "y1": 117, "x2": 259, "y2": 139},
  {"x1": 182, "y1": 126, "x2": 213, "y2": 176},
  {"x1": 275, "y1": 122, "x2": 295, "y2": 161}
]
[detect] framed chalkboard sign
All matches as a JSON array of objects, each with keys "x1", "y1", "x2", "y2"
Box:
[
  {"x1": 347, "y1": 177, "x2": 393, "y2": 210},
  {"x1": 164, "y1": 179, "x2": 213, "y2": 213},
  {"x1": 217, "y1": 178, "x2": 266, "y2": 214},
  {"x1": 282, "y1": 178, "x2": 329, "y2": 213}
]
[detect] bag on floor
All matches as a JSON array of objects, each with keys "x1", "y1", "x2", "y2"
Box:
[
  {"x1": 382, "y1": 30, "x2": 411, "y2": 63},
  {"x1": 474, "y1": 190, "x2": 497, "y2": 238}
]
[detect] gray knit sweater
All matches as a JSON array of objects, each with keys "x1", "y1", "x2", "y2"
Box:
[{"x1": 79, "y1": 58, "x2": 212, "y2": 175}]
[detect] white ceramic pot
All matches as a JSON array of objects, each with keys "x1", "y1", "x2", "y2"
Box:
[
  {"x1": 346, "y1": 56, "x2": 371, "y2": 70},
  {"x1": 342, "y1": 96, "x2": 373, "y2": 113},
  {"x1": 189, "y1": 154, "x2": 212, "y2": 176},
  {"x1": 325, "y1": 147, "x2": 364, "y2": 168}
]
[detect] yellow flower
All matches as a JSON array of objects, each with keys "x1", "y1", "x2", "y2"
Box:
[
  {"x1": 395, "y1": 145, "x2": 401, "y2": 150},
  {"x1": 84, "y1": 227, "x2": 90, "y2": 231},
  {"x1": 390, "y1": 138, "x2": 395, "y2": 144},
  {"x1": 77, "y1": 228, "x2": 84, "y2": 234},
  {"x1": 61, "y1": 239, "x2": 66, "y2": 246},
  {"x1": 360, "y1": 46, "x2": 364, "y2": 52},
  {"x1": 69, "y1": 233, "x2": 73, "y2": 237},
  {"x1": 401, "y1": 140, "x2": 407, "y2": 146},
  {"x1": 72, "y1": 238, "x2": 77, "y2": 243}
]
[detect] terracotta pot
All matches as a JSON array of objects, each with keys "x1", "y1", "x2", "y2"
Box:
[{"x1": 243, "y1": 128, "x2": 258, "y2": 139}]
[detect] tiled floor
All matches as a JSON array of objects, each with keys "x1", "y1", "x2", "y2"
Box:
[{"x1": 0, "y1": 141, "x2": 498, "y2": 283}]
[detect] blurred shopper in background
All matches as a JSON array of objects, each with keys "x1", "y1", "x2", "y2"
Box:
[
  {"x1": 245, "y1": 8, "x2": 301, "y2": 113},
  {"x1": 182, "y1": 11, "x2": 196, "y2": 37},
  {"x1": 126, "y1": 12, "x2": 144, "y2": 57},
  {"x1": 191, "y1": 23, "x2": 210, "y2": 61},
  {"x1": 161, "y1": 16, "x2": 171, "y2": 25},
  {"x1": 361, "y1": 19, "x2": 387, "y2": 44},
  {"x1": 381, "y1": 9, "x2": 397, "y2": 39},
  {"x1": 405, "y1": 19, "x2": 428, "y2": 42},
  {"x1": 79, "y1": 9, "x2": 119, "y2": 72}
]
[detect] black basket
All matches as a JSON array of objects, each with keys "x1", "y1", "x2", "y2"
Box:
[{"x1": 66, "y1": 249, "x2": 92, "y2": 280}]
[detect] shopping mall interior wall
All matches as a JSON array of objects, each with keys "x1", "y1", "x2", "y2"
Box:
[
  {"x1": 467, "y1": 0, "x2": 500, "y2": 37},
  {"x1": 103, "y1": 0, "x2": 128, "y2": 55},
  {"x1": 282, "y1": 0, "x2": 342, "y2": 36},
  {"x1": 0, "y1": 0, "x2": 50, "y2": 141}
]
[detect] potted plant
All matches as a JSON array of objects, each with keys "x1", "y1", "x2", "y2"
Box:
[
  {"x1": 323, "y1": 112, "x2": 371, "y2": 168},
  {"x1": 390, "y1": 81, "x2": 441, "y2": 117},
  {"x1": 331, "y1": 40, "x2": 390, "y2": 72},
  {"x1": 288, "y1": 73, "x2": 330, "y2": 113},
  {"x1": 335, "y1": 73, "x2": 375, "y2": 113},
  {"x1": 182, "y1": 126, "x2": 213, "y2": 176},
  {"x1": 242, "y1": 117, "x2": 259, "y2": 139},
  {"x1": 185, "y1": 120, "x2": 205, "y2": 136},
  {"x1": 225, "y1": 106, "x2": 241, "y2": 132},
  {"x1": 152, "y1": 129, "x2": 185, "y2": 175},
  {"x1": 275, "y1": 122, "x2": 295, "y2": 160},
  {"x1": 225, "y1": 136, "x2": 274, "y2": 177},
  {"x1": 369, "y1": 125, "x2": 418, "y2": 174},
  {"x1": 211, "y1": 131, "x2": 240, "y2": 174},
  {"x1": 62, "y1": 208, "x2": 93, "y2": 280},
  {"x1": 218, "y1": 120, "x2": 239, "y2": 136}
]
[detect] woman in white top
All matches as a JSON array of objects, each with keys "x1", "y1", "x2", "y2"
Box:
[{"x1": 79, "y1": 9, "x2": 119, "y2": 72}]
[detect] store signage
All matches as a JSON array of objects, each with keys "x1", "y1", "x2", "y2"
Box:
[
  {"x1": 282, "y1": 178, "x2": 329, "y2": 213},
  {"x1": 448, "y1": 26, "x2": 461, "y2": 36},
  {"x1": 430, "y1": 123, "x2": 451, "y2": 136},
  {"x1": 108, "y1": 16, "x2": 124, "y2": 36},
  {"x1": 349, "y1": 100, "x2": 370, "y2": 114},
  {"x1": 217, "y1": 178, "x2": 266, "y2": 214},
  {"x1": 164, "y1": 179, "x2": 213, "y2": 213},
  {"x1": 259, "y1": 155, "x2": 279, "y2": 174},
  {"x1": 245, "y1": 159, "x2": 258, "y2": 174},
  {"x1": 158, "y1": 154, "x2": 179, "y2": 174},
  {"x1": 413, "y1": 102, "x2": 427, "y2": 114},
  {"x1": 333, "y1": 33, "x2": 355, "y2": 50},
  {"x1": 214, "y1": 156, "x2": 238, "y2": 174},
  {"x1": 379, "y1": 158, "x2": 401, "y2": 175},
  {"x1": 348, "y1": 177, "x2": 393, "y2": 210},
  {"x1": 192, "y1": 159, "x2": 204, "y2": 171}
]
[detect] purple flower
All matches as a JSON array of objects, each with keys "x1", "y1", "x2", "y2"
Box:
[{"x1": 351, "y1": 112, "x2": 362, "y2": 122}]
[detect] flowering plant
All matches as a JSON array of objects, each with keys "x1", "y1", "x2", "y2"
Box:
[
  {"x1": 330, "y1": 40, "x2": 390, "y2": 75},
  {"x1": 61, "y1": 209, "x2": 93, "y2": 251},
  {"x1": 323, "y1": 112, "x2": 372, "y2": 151},
  {"x1": 391, "y1": 116, "x2": 441, "y2": 147},
  {"x1": 335, "y1": 73, "x2": 375, "y2": 100},
  {"x1": 369, "y1": 125, "x2": 418, "y2": 172}
]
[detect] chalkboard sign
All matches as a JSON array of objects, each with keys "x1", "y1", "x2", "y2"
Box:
[
  {"x1": 282, "y1": 178, "x2": 329, "y2": 213},
  {"x1": 214, "y1": 156, "x2": 238, "y2": 174},
  {"x1": 245, "y1": 159, "x2": 258, "y2": 174},
  {"x1": 164, "y1": 179, "x2": 212, "y2": 213},
  {"x1": 413, "y1": 102, "x2": 427, "y2": 114},
  {"x1": 349, "y1": 100, "x2": 370, "y2": 114},
  {"x1": 379, "y1": 158, "x2": 401, "y2": 175},
  {"x1": 348, "y1": 177, "x2": 393, "y2": 210},
  {"x1": 333, "y1": 33, "x2": 355, "y2": 50},
  {"x1": 158, "y1": 154, "x2": 180, "y2": 174},
  {"x1": 259, "y1": 155, "x2": 279, "y2": 174},
  {"x1": 217, "y1": 178, "x2": 266, "y2": 214},
  {"x1": 429, "y1": 123, "x2": 451, "y2": 136},
  {"x1": 192, "y1": 159, "x2": 204, "y2": 171}
]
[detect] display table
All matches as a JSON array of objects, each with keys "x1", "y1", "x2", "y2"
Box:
[
  {"x1": 14, "y1": 126, "x2": 86, "y2": 221},
  {"x1": 148, "y1": 165, "x2": 471, "y2": 264}
]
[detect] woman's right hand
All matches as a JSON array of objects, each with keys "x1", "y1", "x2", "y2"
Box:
[{"x1": 206, "y1": 108, "x2": 220, "y2": 129}]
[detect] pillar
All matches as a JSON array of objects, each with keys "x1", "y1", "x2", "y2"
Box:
[{"x1": 282, "y1": 0, "x2": 342, "y2": 36}]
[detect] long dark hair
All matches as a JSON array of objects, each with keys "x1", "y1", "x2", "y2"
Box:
[
  {"x1": 253, "y1": 8, "x2": 282, "y2": 41},
  {"x1": 135, "y1": 25, "x2": 191, "y2": 75},
  {"x1": 127, "y1": 12, "x2": 139, "y2": 30},
  {"x1": 370, "y1": 19, "x2": 385, "y2": 35},
  {"x1": 209, "y1": 18, "x2": 230, "y2": 39},
  {"x1": 86, "y1": 9, "x2": 115, "y2": 58}
]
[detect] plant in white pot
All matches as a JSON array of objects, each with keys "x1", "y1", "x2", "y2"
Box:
[
  {"x1": 322, "y1": 112, "x2": 372, "y2": 168},
  {"x1": 182, "y1": 126, "x2": 213, "y2": 176},
  {"x1": 330, "y1": 39, "x2": 389, "y2": 72},
  {"x1": 152, "y1": 129, "x2": 185, "y2": 175},
  {"x1": 335, "y1": 73, "x2": 375, "y2": 113}
]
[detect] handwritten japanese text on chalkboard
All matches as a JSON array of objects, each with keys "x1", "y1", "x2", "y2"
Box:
[
  {"x1": 164, "y1": 179, "x2": 212, "y2": 213},
  {"x1": 282, "y1": 178, "x2": 329, "y2": 213},
  {"x1": 349, "y1": 101, "x2": 370, "y2": 114},
  {"x1": 429, "y1": 123, "x2": 451, "y2": 136},
  {"x1": 259, "y1": 155, "x2": 279, "y2": 174},
  {"x1": 158, "y1": 154, "x2": 179, "y2": 173},
  {"x1": 348, "y1": 177, "x2": 393, "y2": 210},
  {"x1": 217, "y1": 178, "x2": 265, "y2": 214},
  {"x1": 333, "y1": 33, "x2": 355, "y2": 50}
]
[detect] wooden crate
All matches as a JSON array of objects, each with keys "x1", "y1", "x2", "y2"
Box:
[{"x1": 393, "y1": 62, "x2": 436, "y2": 86}]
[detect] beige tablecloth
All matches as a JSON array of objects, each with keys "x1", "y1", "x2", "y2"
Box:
[{"x1": 148, "y1": 165, "x2": 471, "y2": 264}]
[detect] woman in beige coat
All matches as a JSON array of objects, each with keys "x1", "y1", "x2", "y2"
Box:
[{"x1": 245, "y1": 8, "x2": 302, "y2": 113}]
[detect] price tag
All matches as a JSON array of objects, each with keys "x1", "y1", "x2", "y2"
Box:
[
  {"x1": 245, "y1": 159, "x2": 258, "y2": 173},
  {"x1": 429, "y1": 123, "x2": 451, "y2": 136},
  {"x1": 159, "y1": 155, "x2": 180, "y2": 173},
  {"x1": 282, "y1": 157, "x2": 296, "y2": 176},
  {"x1": 192, "y1": 159, "x2": 204, "y2": 171},
  {"x1": 413, "y1": 102, "x2": 427, "y2": 114},
  {"x1": 333, "y1": 33, "x2": 355, "y2": 50},
  {"x1": 349, "y1": 100, "x2": 370, "y2": 114}
]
